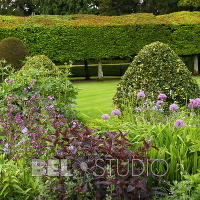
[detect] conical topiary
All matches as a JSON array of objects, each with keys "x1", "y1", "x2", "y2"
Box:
[
  {"x1": 113, "y1": 41, "x2": 200, "y2": 111},
  {"x1": 0, "y1": 37, "x2": 28, "y2": 70}
]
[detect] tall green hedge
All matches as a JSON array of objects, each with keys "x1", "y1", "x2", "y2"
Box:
[{"x1": 0, "y1": 18, "x2": 199, "y2": 62}]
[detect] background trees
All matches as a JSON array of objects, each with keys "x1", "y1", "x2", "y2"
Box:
[
  {"x1": 32, "y1": 0, "x2": 98, "y2": 15},
  {"x1": 0, "y1": 0, "x2": 199, "y2": 16},
  {"x1": 140, "y1": 0, "x2": 179, "y2": 15},
  {"x1": 0, "y1": 0, "x2": 34, "y2": 16},
  {"x1": 178, "y1": 0, "x2": 200, "y2": 10},
  {"x1": 99, "y1": 0, "x2": 138, "y2": 15}
]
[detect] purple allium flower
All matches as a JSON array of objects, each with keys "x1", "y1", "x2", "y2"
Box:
[
  {"x1": 111, "y1": 109, "x2": 121, "y2": 116},
  {"x1": 134, "y1": 108, "x2": 141, "y2": 112},
  {"x1": 158, "y1": 93, "x2": 167, "y2": 100},
  {"x1": 156, "y1": 100, "x2": 164, "y2": 106},
  {"x1": 101, "y1": 114, "x2": 110, "y2": 120},
  {"x1": 136, "y1": 91, "x2": 145, "y2": 99},
  {"x1": 188, "y1": 98, "x2": 200, "y2": 108},
  {"x1": 169, "y1": 104, "x2": 179, "y2": 111},
  {"x1": 174, "y1": 120, "x2": 185, "y2": 127}
]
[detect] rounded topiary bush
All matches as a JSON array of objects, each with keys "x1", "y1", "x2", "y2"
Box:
[
  {"x1": 23, "y1": 55, "x2": 56, "y2": 70},
  {"x1": 113, "y1": 41, "x2": 200, "y2": 110},
  {"x1": 0, "y1": 37, "x2": 28, "y2": 70}
]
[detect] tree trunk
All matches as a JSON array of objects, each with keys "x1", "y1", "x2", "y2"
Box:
[
  {"x1": 98, "y1": 60, "x2": 104, "y2": 80},
  {"x1": 194, "y1": 55, "x2": 199, "y2": 75},
  {"x1": 84, "y1": 60, "x2": 90, "y2": 80}
]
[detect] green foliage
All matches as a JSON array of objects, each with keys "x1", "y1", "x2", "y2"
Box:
[
  {"x1": 0, "y1": 0, "x2": 34, "y2": 16},
  {"x1": 160, "y1": 172, "x2": 200, "y2": 199},
  {"x1": 0, "y1": 155, "x2": 46, "y2": 200},
  {"x1": 89, "y1": 103, "x2": 200, "y2": 183},
  {"x1": 23, "y1": 55, "x2": 56, "y2": 70},
  {"x1": 141, "y1": 0, "x2": 179, "y2": 15},
  {"x1": 0, "y1": 56, "x2": 77, "y2": 117},
  {"x1": 0, "y1": 59, "x2": 14, "y2": 82},
  {"x1": 32, "y1": 0, "x2": 98, "y2": 15},
  {"x1": 99, "y1": 0, "x2": 138, "y2": 15},
  {"x1": 178, "y1": 0, "x2": 200, "y2": 8},
  {"x1": 113, "y1": 42, "x2": 200, "y2": 110},
  {"x1": 0, "y1": 37, "x2": 28, "y2": 70}
]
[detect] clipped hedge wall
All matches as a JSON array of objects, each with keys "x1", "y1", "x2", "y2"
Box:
[{"x1": 0, "y1": 13, "x2": 199, "y2": 62}]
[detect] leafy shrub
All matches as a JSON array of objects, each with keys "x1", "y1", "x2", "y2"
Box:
[
  {"x1": 0, "y1": 89, "x2": 163, "y2": 199},
  {"x1": 158, "y1": 171, "x2": 200, "y2": 200},
  {"x1": 113, "y1": 42, "x2": 200, "y2": 111},
  {"x1": 0, "y1": 56, "x2": 77, "y2": 114},
  {"x1": 42, "y1": 125, "x2": 161, "y2": 199},
  {"x1": 22, "y1": 55, "x2": 56, "y2": 70},
  {"x1": 0, "y1": 155, "x2": 47, "y2": 200},
  {"x1": 0, "y1": 92, "x2": 76, "y2": 159},
  {"x1": 0, "y1": 37, "x2": 28, "y2": 70}
]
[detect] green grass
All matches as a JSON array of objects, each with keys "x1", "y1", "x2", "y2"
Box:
[
  {"x1": 74, "y1": 76, "x2": 200, "y2": 119},
  {"x1": 74, "y1": 80, "x2": 119, "y2": 119}
]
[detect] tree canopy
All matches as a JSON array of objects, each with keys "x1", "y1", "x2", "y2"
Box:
[
  {"x1": 32, "y1": 0, "x2": 98, "y2": 15},
  {"x1": 178, "y1": 0, "x2": 200, "y2": 8},
  {"x1": 0, "y1": 0, "x2": 199, "y2": 16},
  {"x1": 99, "y1": 0, "x2": 138, "y2": 15},
  {"x1": 0, "y1": 0, "x2": 34, "y2": 16}
]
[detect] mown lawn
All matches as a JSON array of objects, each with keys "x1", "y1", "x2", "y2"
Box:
[{"x1": 74, "y1": 76, "x2": 200, "y2": 119}]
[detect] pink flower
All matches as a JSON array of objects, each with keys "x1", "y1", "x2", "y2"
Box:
[
  {"x1": 101, "y1": 114, "x2": 110, "y2": 120},
  {"x1": 188, "y1": 98, "x2": 200, "y2": 108},
  {"x1": 156, "y1": 100, "x2": 164, "y2": 106},
  {"x1": 136, "y1": 91, "x2": 145, "y2": 99},
  {"x1": 174, "y1": 120, "x2": 185, "y2": 127},
  {"x1": 111, "y1": 109, "x2": 121, "y2": 116},
  {"x1": 47, "y1": 96, "x2": 55, "y2": 100},
  {"x1": 6, "y1": 80, "x2": 14, "y2": 83},
  {"x1": 169, "y1": 104, "x2": 179, "y2": 111},
  {"x1": 158, "y1": 93, "x2": 167, "y2": 100}
]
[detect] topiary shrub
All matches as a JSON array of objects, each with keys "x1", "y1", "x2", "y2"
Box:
[
  {"x1": 113, "y1": 41, "x2": 200, "y2": 111},
  {"x1": 0, "y1": 37, "x2": 28, "y2": 70},
  {"x1": 22, "y1": 55, "x2": 56, "y2": 71}
]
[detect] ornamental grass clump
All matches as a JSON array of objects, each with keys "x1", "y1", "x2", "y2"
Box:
[{"x1": 113, "y1": 41, "x2": 200, "y2": 111}]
